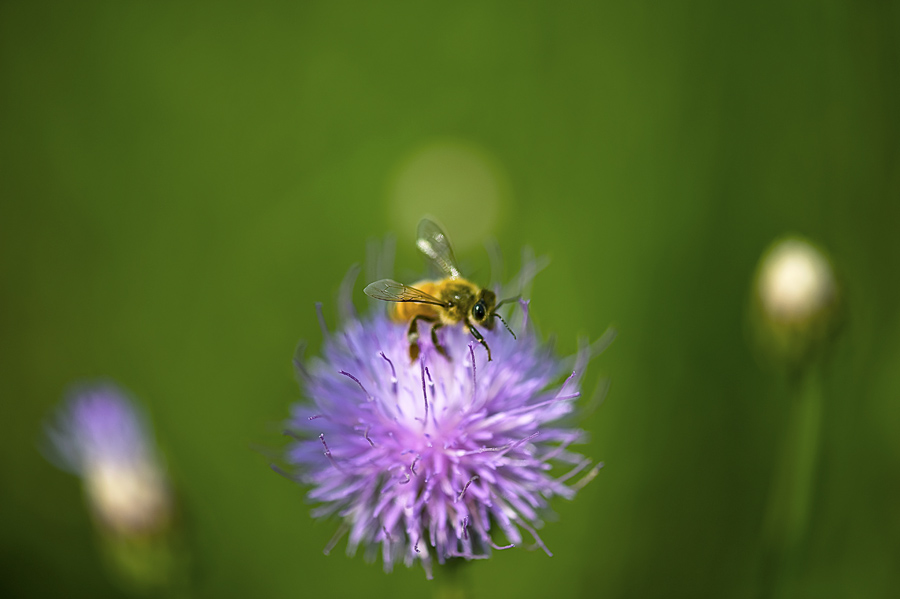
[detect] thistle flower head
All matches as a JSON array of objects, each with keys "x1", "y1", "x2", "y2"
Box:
[
  {"x1": 284, "y1": 282, "x2": 604, "y2": 578},
  {"x1": 44, "y1": 383, "x2": 171, "y2": 536}
]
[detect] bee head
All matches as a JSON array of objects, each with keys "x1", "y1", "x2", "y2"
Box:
[{"x1": 471, "y1": 289, "x2": 497, "y2": 326}]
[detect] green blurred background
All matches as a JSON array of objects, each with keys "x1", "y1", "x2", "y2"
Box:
[{"x1": 2, "y1": 1, "x2": 899, "y2": 597}]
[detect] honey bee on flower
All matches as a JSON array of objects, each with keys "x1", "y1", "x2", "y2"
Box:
[{"x1": 364, "y1": 218, "x2": 516, "y2": 362}]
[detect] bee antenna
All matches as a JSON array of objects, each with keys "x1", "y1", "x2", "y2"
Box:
[
  {"x1": 493, "y1": 312, "x2": 516, "y2": 340},
  {"x1": 495, "y1": 295, "x2": 521, "y2": 310}
]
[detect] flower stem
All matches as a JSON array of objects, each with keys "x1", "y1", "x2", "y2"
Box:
[
  {"x1": 434, "y1": 558, "x2": 470, "y2": 599},
  {"x1": 761, "y1": 365, "x2": 823, "y2": 597}
]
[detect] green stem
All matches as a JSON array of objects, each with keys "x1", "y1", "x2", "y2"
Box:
[
  {"x1": 785, "y1": 369, "x2": 822, "y2": 547},
  {"x1": 433, "y1": 558, "x2": 470, "y2": 599},
  {"x1": 761, "y1": 365, "x2": 823, "y2": 597}
]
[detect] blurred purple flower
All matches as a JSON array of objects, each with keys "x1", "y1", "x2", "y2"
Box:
[
  {"x1": 44, "y1": 383, "x2": 171, "y2": 536},
  {"x1": 283, "y1": 296, "x2": 607, "y2": 578}
]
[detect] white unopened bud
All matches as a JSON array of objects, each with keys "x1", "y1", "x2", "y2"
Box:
[
  {"x1": 752, "y1": 236, "x2": 841, "y2": 366},
  {"x1": 758, "y1": 238, "x2": 836, "y2": 325}
]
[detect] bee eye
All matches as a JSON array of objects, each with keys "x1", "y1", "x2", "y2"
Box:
[{"x1": 473, "y1": 302, "x2": 486, "y2": 321}]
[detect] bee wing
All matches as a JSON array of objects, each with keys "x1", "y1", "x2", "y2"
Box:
[
  {"x1": 416, "y1": 218, "x2": 461, "y2": 278},
  {"x1": 364, "y1": 279, "x2": 448, "y2": 306}
]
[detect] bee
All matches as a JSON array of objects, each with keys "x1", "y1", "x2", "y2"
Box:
[{"x1": 364, "y1": 219, "x2": 517, "y2": 362}]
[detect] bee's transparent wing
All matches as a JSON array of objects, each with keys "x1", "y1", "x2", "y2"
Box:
[
  {"x1": 416, "y1": 219, "x2": 460, "y2": 278},
  {"x1": 364, "y1": 279, "x2": 448, "y2": 306}
]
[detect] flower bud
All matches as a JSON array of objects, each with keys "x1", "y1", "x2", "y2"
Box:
[
  {"x1": 45, "y1": 384, "x2": 171, "y2": 536},
  {"x1": 751, "y1": 236, "x2": 841, "y2": 367}
]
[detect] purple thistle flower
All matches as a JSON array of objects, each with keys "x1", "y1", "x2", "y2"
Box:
[
  {"x1": 44, "y1": 383, "x2": 171, "y2": 536},
  {"x1": 284, "y1": 281, "x2": 608, "y2": 578}
]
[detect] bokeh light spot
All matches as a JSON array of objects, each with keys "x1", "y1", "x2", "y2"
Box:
[{"x1": 387, "y1": 141, "x2": 508, "y2": 252}]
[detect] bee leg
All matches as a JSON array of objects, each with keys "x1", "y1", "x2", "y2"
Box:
[
  {"x1": 466, "y1": 322, "x2": 492, "y2": 362},
  {"x1": 407, "y1": 314, "x2": 435, "y2": 361},
  {"x1": 430, "y1": 323, "x2": 450, "y2": 361}
]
